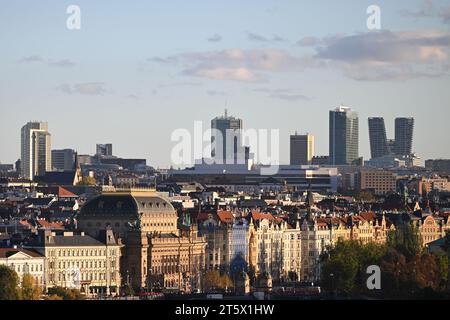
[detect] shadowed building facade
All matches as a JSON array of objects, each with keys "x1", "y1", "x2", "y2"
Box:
[{"x1": 76, "y1": 189, "x2": 206, "y2": 292}]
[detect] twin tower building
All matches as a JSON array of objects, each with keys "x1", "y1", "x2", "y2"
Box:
[{"x1": 290, "y1": 106, "x2": 414, "y2": 166}]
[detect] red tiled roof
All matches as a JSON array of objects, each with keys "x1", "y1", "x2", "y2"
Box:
[
  {"x1": 360, "y1": 211, "x2": 376, "y2": 221},
  {"x1": 250, "y1": 212, "x2": 274, "y2": 221},
  {"x1": 217, "y1": 211, "x2": 234, "y2": 223},
  {"x1": 40, "y1": 186, "x2": 78, "y2": 198},
  {"x1": 36, "y1": 219, "x2": 64, "y2": 229}
]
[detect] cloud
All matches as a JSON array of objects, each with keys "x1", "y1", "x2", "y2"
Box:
[
  {"x1": 247, "y1": 32, "x2": 286, "y2": 42},
  {"x1": 18, "y1": 55, "x2": 44, "y2": 63},
  {"x1": 297, "y1": 37, "x2": 321, "y2": 46},
  {"x1": 48, "y1": 59, "x2": 76, "y2": 67},
  {"x1": 158, "y1": 81, "x2": 202, "y2": 88},
  {"x1": 18, "y1": 55, "x2": 75, "y2": 67},
  {"x1": 172, "y1": 48, "x2": 317, "y2": 82},
  {"x1": 400, "y1": 0, "x2": 450, "y2": 24},
  {"x1": 150, "y1": 30, "x2": 450, "y2": 83},
  {"x1": 208, "y1": 34, "x2": 222, "y2": 42},
  {"x1": 186, "y1": 67, "x2": 261, "y2": 82},
  {"x1": 57, "y1": 82, "x2": 108, "y2": 95},
  {"x1": 147, "y1": 56, "x2": 178, "y2": 64},
  {"x1": 269, "y1": 93, "x2": 309, "y2": 101},
  {"x1": 297, "y1": 34, "x2": 343, "y2": 47},
  {"x1": 253, "y1": 88, "x2": 310, "y2": 101},
  {"x1": 312, "y1": 30, "x2": 450, "y2": 80},
  {"x1": 126, "y1": 94, "x2": 139, "y2": 100},
  {"x1": 400, "y1": 0, "x2": 434, "y2": 18},
  {"x1": 440, "y1": 6, "x2": 450, "y2": 23},
  {"x1": 206, "y1": 90, "x2": 227, "y2": 96}
]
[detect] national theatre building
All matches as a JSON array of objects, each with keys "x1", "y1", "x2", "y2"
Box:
[{"x1": 76, "y1": 188, "x2": 206, "y2": 293}]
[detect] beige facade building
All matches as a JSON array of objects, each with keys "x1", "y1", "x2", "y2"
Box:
[
  {"x1": 77, "y1": 189, "x2": 207, "y2": 293},
  {"x1": 358, "y1": 168, "x2": 397, "y2": 195},
  {"x1": 32, "y1": 230, "x2": 122, "y2": 296},
  {"x1": 0, "y1": 248, "x2": 45, "y2": 287}
]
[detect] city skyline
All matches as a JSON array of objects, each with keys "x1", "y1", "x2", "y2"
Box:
[{"x1": 1, "y1": 0, "x2": 450, "y2": 167}]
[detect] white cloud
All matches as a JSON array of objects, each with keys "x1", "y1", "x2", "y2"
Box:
[
  {"x1": 18, "y1": 55, "x2": 43, "y2": 63},
  {"x1": 48, "y1": 59, "x2": 76, "y2": 68},
  {"x1": 313, "y1": 31, "x2": 450, "y2": 81},
  {"x1": 57, "y1": 82, "x2": 108, "y2": 95},
  {"x1": 185, "y1": 67, "x2": 261, "y2": 82},
  {"x1": 247, "y1": 32, "x2": 286, "y2": 42},
  {"x1": 172, "y1": 48, "x2": 317, "y2": 82}
]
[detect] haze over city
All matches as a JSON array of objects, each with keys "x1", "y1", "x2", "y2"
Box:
[{"x1": 1, "y1": 0, "x2": 450, "y2": 168}]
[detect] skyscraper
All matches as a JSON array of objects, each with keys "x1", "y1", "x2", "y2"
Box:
[
  {"x1": 20, "y1": 122, "x2": 52, "y2": 180},
  {"x1": 394, "y1": 117, "x2": 414, "y2": 157},
  {"x1": 96, "y1": 144, "x2": 113, "y2": 157},
  {"x1": 368, "y1": 117, "x2": 390, "y2": 159},
  {"x1": 52, "y1": 149, "x2": 77, "y2": 171},
  {"x1": 211, "y1": 110, "x2": 245, "y2": 164},
  {"x1": 290, "y1": 133, "x2": 314, "y2": 165},
  {"x1": 329, "y1": 106, "x2": 359, "y2": 165}
]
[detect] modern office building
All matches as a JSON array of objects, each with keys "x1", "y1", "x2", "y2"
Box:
[
  {"x1": 96, "y1": 144, "x2": 113, "y2": 157},
  {"x1": 329, "y1": 106, "x2": 359, "y2": 165},
  {"x1": 211, "y1": 110, "x2": 246, "y2": 165},
  {"x1": 368, "y1": 117, "x2": 390, "y2": 159},
  {"x1": 290, "y1": 133, "x2": 314, "y2": 165},
  {"x1": 394, "y1": 118, "x2": 414, "y2": 157},
  {"x1": 52, "y1": 149, "x2": 77, "y2": 171},
  {"x1": 21, "y1": 122, "x2": 52, "y2": 180}
]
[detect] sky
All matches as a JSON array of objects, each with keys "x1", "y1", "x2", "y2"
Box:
[{"x1": 0, "y1": 0, "x2": 450, "y2": 168}]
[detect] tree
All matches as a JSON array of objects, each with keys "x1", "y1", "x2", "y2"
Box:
[
  {"x1": 387, "y1": 222, "x2": 422, "y2": 259},
  {"x1": 123, "y1": 284, "x2": 134, "y2": 296},
  {"x1": 0, "y1": 265, "x2": 20, "y2": 300},
  {"x1": 44, "y1": 294, "x2": 63, "y2": 300},
  {"x1": 204, "y1": 270, "x2": 222, "y2": 292},
  {"x1": 20, "y1": 274, "x2": 42, "y2": 300},
  {"x1": 47, "y1": 287, "x2": 85, "y2": 300}
]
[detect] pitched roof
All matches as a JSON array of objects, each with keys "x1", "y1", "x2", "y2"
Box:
[
  {"x1": 0, "y1": 248, "x2": 43, "y2": 258},
  {"x1": 217, "y1": 210, "x2": 234, "y2": 224},
  {"x1": 36, "y1": 219, "x2": 65, "y2": 230},
  {"x1": 249, "y1": 211, "x2": 274, "y2": 221},
  {"x1": 45, "y1": 234, "x2": 105, "y2": 247}
]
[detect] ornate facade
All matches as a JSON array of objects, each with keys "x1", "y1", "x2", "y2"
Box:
[{"x1": 77, "y1": 189, "x2": 207, "y2": 293}]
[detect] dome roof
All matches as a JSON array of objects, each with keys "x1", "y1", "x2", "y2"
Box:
[{"x1": 78, "y1": 191, "x2": 175, "y2": 217}]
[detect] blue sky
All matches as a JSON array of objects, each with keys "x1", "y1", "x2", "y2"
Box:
[{"x1": 1, "y1": 0, "x2": 450, "y2": 168}]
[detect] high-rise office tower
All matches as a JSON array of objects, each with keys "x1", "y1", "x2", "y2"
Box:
[
  {"x1": 52, "y1": 149, "x2": 77, "y2": 171},
  {"x1": 394, "y1": 118, "x2": 414, "y2": 157},
  {"x1": 368, "y1": 117, "x2": 390, "y2": 159},
  {"x1": 290, "y1": 133, "x2": 314, "y2": 165},
  {"x1": 329, "y1": 106, "x2": 359, "y2": 165},
  {"x1": 211, "y1": 110, "x2": 246, "y2": 164},
  {"x1": 20, "y1": 122, "x2": 52, "y2": 180},
  {"x1": 96, "y1": 144, "x2": 113, "y2": 157}
]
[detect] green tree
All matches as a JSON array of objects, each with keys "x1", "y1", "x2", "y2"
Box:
[
  {"x1": 0, "y1": 265, "x2": 20, "y2": 300},
  {"x1": 387, "y1": 223, "x2": 422, "y2": 259},
  {"x1": 20, "y1": 274, "x2": 42, "y2": 300},
  {"x1": 123, "y1": 284, "x2": 134, "y2": 296}
]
